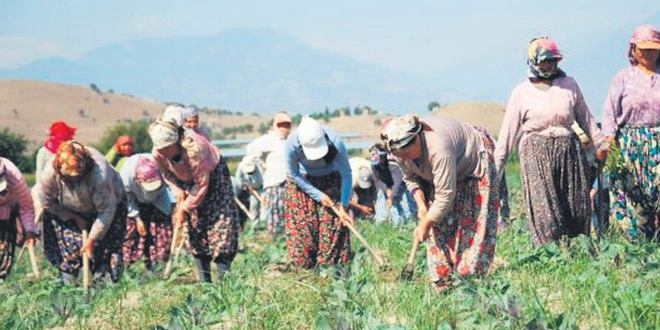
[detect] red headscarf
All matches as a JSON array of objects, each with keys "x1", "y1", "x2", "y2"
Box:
[{"x1": 44, "y1": 121, "x2": 76, "y2": 153}]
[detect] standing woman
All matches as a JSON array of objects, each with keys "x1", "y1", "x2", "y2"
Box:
[
  {"x1": 246, "y1": 112, "x2": 293, "y2": 236},
  {"x1": 119, "y1": 154, "x2": 173, "y2": 270},
  {"x1": 381, "y1": 114, "x2": 498, "y2": 290},
  {"x1": 601, "y1": 25, "x2": 660, "y2": 240},
  {"x1": 105, "y1": 135, "x2": 135, "y2": 170},
  {"x1": 282, "y1": 116, "x2": 352, "y2": 269},
  {"x1": 495, "y1": 37, "x2": 608, "y2": 247},
  {"x1": 148, "y1": 118, "x2": 239, "y2": 282},
  {"x1": 38, "y1": 141, "x2": 127, "y2": 284},
  {"x1": 0, "y1": 158, "x2": 37, "y2": 280}
]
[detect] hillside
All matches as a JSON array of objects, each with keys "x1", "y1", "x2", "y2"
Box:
[{"x1": 0, "y1": 80, "x2": 505, "y2": 152}]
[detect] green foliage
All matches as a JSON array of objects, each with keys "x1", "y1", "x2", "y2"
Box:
[
  {"x1": 605, "y1": 142, "x2": 626, "y2": 176},
  {"x1": 92, "y1": 120, "x2": 152, "y2": 154},
  {"x1": 3, "y1": 166, "x2": 659, "y2": 329},
  {"x1": 0, "y1": 127, "x2": 34, "y2": 173}
]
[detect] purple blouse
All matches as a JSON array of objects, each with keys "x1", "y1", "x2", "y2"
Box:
[{"x1": 601, "y1": 66, "x2": 660, "y2": 137}]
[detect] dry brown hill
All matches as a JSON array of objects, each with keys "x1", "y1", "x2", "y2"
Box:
[{"x1": 1, "y1": 80, "x2": 505, "y2": 152}]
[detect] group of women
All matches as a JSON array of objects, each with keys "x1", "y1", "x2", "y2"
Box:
[{"x1": 0, "y1": 24, "x2": 658, "y2": 290}]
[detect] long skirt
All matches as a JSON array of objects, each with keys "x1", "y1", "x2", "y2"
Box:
[
  {"x1": 43, "y1": 200, "x2": 127, "y2": 282},
  {"x1": 283, "y1": 172, "x2": 351, "y2": 268},
  {"x1": 0, "y1": 206, "x2": 19, "y2": 279},
  {"x1": 185, "y1": 159, "x2": 239, "y2": 265},
  {"x1": 122, "y1": 203, "x2": 173, "y2": 268},
  {"x1": 609, "y1": 126, "x2": 660, "y2": 239},
  {"x1": 519, "y1": 134, "x2": 591, "y2": 246},
  {"x1": 425, "y1": 128, "x2": 499, "y2": 286},
  {"x1": 262, "y1": 183, "x2": 286, "y2": 235}
]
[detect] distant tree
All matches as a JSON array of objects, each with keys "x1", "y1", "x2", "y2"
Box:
[
  {"x1": 93, "y1": 120, "x2": 152, "y2": 155},
  {"x1": 428, "y1": 101, "x2": 441, "y2": 112},
  {"x1": 341, "y1": 107, "x2": 351, "y2": 116},
  {"x1": 78, "y1": 109, "x2": 86, "y2": 118},
  {"x1": 353, "y1": 106, "x2": 363, "y2": 116},
  {"x1": 291, "y1": 114, "x2": 303, "y2": 126},
  {"x1": 0, "y1": 128, "x2": 33, "y2": 173},
  {"x1": 89, "y1": 83, "x2": 102, "y2": 95},
  {"x1": 332, "y1": 109, "x2": 341, "y2": 117}
]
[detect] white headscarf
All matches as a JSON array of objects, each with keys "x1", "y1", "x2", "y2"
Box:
[{"x1": 148, "y1": 120, "x2": 180, "y2": 149}]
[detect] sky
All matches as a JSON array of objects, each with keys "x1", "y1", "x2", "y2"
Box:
[
  {"x1": 1, "y1": 0, "x2": 659, "y2": 108},
  {"x1": 2, "y1": 1, "x2": 657, "y2": 71}
]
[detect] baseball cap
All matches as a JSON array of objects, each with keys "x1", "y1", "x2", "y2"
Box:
[
  {"x1": 357, "y1": 167, "x2": 372, "y2": 189},
  {"x1": 297, "y1": 116, "x2": 328, "y2": 160}
]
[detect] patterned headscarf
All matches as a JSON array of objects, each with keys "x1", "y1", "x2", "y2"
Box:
[
  {"x1": 134, "y1": 157, "x2": 161, "y2": 183},
  {"x1": 161, "y1": 104, "x2": 184, "y2": 126},
  {"x1": 380, "y1": 114, "x2": 422, "y2": 152},
  {"x1": 53, "y1": 141, "x2": 93, "y2": 178},
  {"x1": 181, "y1": 106, "x2": 199, "y2": 120},
  {"x1": 526, "y1": 37, "x2": 566, "y2": 80},
  {"x1": 148, "y1": 119, "x2": 181, "y2": 150},
  {"x1": 44, "y1": 121, "x2": 77, "y2": 153}
]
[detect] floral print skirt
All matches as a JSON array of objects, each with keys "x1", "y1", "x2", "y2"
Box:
[
  {"x1": 263, "y1": 183, "x2": 286, "y2": 236},
  {"x1": 519, "y1": 134, "x2": 591, "y2": 246},
  {"x1": 43, "y1": 199, "x2": 127, "y2": 282},
  {"x1": 185, "y1": 159, "x2": 239, "y2": 264},
  {"x1": 0, "y1": 206, "x2": 19, "y2": 279},
  {"x1": 609, "y1": 126, "x2": 660, "y2": 239},
  {"x1": 425, "y1": 127, "x2": 498, "y2": 286},
  {"x1": 283, "y1": 172, "x2": 351, "y2": 268},
  {"x1": 122, "y1": 203, "x2": 173, "y2": 268}
]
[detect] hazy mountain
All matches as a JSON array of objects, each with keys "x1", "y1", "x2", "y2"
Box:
[{"x1": 0, "y1": 29, "x2": 455, "y2": 113}]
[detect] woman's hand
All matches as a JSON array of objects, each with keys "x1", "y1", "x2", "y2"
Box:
[
  {"x1": 320, "y1": 194, "x2": 334, "y2": 208},
  {"x1": 413, "y1": 218, "x2": 434, "y2": 244},
  {"x1": 81, "y1": 237, "x2": 95, "y2": 257},
  {"x1": 135, "y1": 217, "x2": 147, "y2": 237}
]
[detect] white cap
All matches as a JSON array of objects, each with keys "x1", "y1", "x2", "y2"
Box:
[
  {"x1": 357, "y1": 166, "x2": 372, "y2": 189},
  {"x1": 297, "y1": 116, "x2": 328, "y2": 160}
]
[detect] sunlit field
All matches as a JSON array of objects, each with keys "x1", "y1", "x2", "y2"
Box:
[{"x1": 1, "y1": 164, "x2": 659, "y2": 330}]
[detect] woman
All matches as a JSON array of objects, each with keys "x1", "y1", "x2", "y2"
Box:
[
  {"x1": 119, "y1": 154, "x2": 173, "y2": 270},
  {"x1": 381, "y1": 114, "x2": 498, "y2": 290},
  {"x1": 282, "y1": 116, "x2": 352, "y2": 269},
  {"x1": 35, "y1": 121, "x2": 77, "y2": 183},
  {"x1": 495, "y1": 37, "x2": 607, "y2": 247},
  {"x1": 601, "y1": 24, "x2": 660, "y2": 240},
  {"x1": 369, "y1": 143, "x2": 417, "y2": 225},
  {"x1": 38, "y1": 141, "x2": 126, "y2": 284},
  {"x1": 149, "y1": 118, "x2": 238, "y2": 282},
  {"x1": 246, "y1": 112, "x2": 292, "y2": 236},
  {"x1": 0, "y1": 158, "x2": 37, "y2": 280},
  {"x1": 105, "y1": 135, "x2": 135, "y2": 170},
  {"x1": 181, "y1": 106, "x2": 211, "y2": 140}
]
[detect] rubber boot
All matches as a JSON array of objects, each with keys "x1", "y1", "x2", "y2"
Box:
[{"x1": 193, "y1": 257, "x2": 212, "y2": 283}]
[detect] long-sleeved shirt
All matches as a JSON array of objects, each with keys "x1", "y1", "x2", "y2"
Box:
[
  {"x1": 152, "y1": 130, "x2": 221, "y2": 212},
  {"x1": 0, "y1": 157, "x2": 36, "y2": 233},
  {"x1": 601, "y1": 66, "x2": 660, "y2": 137},
  {"x1": 285, "y1": 126, "x2": 352, "y2": 207},
  {"x1": 494, "y1": 76, "x2": 606, "y2": 173},
  {"x1": 34, "y1": 147, "x2": 55, "y2": 186},
  {"x1": 246, "y1": 132, "x2": 288, "y2": 188},
  {"x1": 38, "y1": 148, "x2": 124, "y2": 241},
  {"x1": 119, "y1": 154, "x2": 173, "y2": 218},
  {"x1": 394, "y1": 116, "x2": 487, "y2": 223}
]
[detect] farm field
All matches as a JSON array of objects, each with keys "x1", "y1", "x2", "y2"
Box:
[{"x1": 1, "y1": 165, "x2": 659, "y2": 330}]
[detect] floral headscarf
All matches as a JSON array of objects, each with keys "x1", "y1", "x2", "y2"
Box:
[
  {"x1": 526, "y1": 37, "x2": 566, "y2": 80},
  {"x1": 380, "y1": 114, "x2": 422, "y2": 152},
  {"x1": 53, "y1": 141, "x2": 93, "y2": 177}
]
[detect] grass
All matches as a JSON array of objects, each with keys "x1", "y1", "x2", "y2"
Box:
[{"x1": 1, "y1": 166, "x2": 659, "y2": 329}]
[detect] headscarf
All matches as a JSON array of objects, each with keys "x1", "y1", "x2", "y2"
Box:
[
  {"x1": 53, "y1": 141, "x2": 93, "y2": 178},
  {"x1": 148, "y1": 119, "x2": 181, "y2": 150},
  {"x1": 181, "y1": 106, "x2": 199, "y2": 120},
  {"x1": 272, "y1": 111, "x2": 292, "y2": 139},
  {"x1": 526, "y1": 37, "x2": 566, "y2": 80},
  {"x1": 161, "y1": 104, "x2": 184, "y2": 126},
  {"x1": 369, "y1": 143, "x2": 388, "y2": 165},
  {"x1": 114, "y1": 135, "x2": 134, "y2": 156},
  {"x1": 627, "y1": 24, "x2": 660, "y2": 66},
  {"x1": 380, "y1": 114, "x2": 422, "y2": 152},
  {"x1": 134, "y1": 156, "x2": 163, "y2": 192},
  {"x1": 44, "y1": 121, "x2": 76, "y2": 153}
]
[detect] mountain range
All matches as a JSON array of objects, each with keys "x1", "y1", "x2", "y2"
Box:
[{"x1": 1, "y1": 14, "x2": 658, "y2": 115}]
